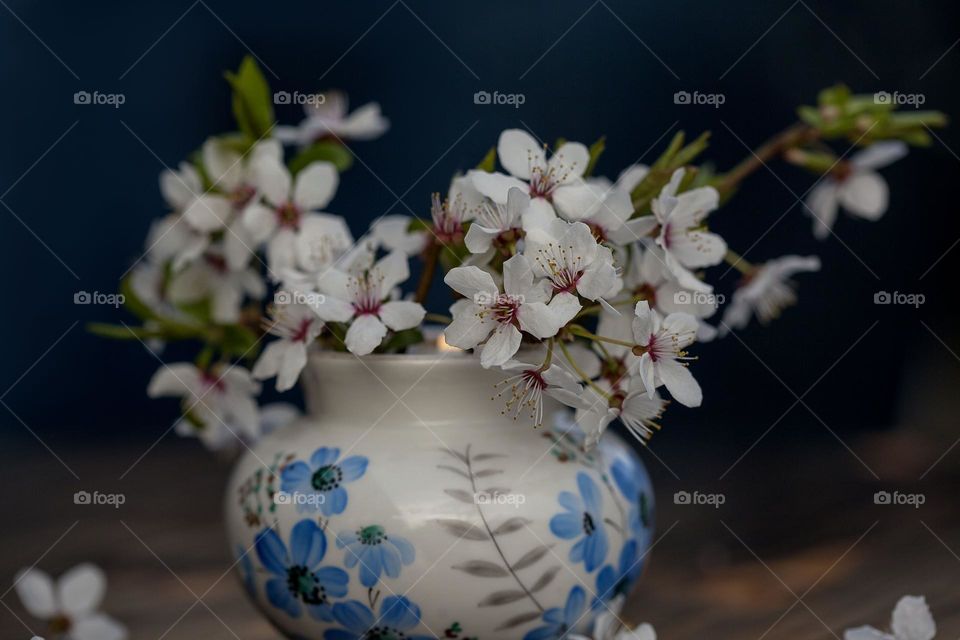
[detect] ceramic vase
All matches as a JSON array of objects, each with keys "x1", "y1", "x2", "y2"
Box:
[{"x1": 225, "y1": 351, "x2": 654, "y2": 639}]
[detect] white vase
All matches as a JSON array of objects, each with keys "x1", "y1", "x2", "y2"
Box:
[{"x1": 224, "y1": 351, "x2": 654, "y2": 640}]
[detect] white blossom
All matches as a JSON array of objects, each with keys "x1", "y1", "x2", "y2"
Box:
[
  {"x1": 14, "y1": 564, "x2": 126, "y2": 640},
  {"x1": 651, "y1": 168, "x2": 726, "y2": 293},
  {"x1": 494, "y1": 358, "x2": 591, "y2": 426},
  {"x1": 308, "y1": 251, "x2": 426, "y2": 355},
  {"x1": 165, "y1": 248, "x2": 265, "y2": 324},
  {"x1": 721, "y1": 255, "x2": 820, "y2": 334},
  {"x1": 845, "y1": 595, "x2": 936, "y2": 640},
  {"x1": 632, "y1": 300, "x2": 702, "y2": 407},
  {"x1": 274, "y1": 90, "x2": 389, "y2": 146},
  {"x1": 443, "y1": 254, "x2": 568, "y2": 368},
  {"x1": 807, "y1": 141, "x2": 907, "y2": 240},
  {"x1": 524, "y1": 218, "x2": 621, "y2": 323},
  {"x1": 147, "y1": 363, "x2": 261, "y2": 450},
  {"x1": 464, "y1": 186, "x2": 528, "y2": 255},
  {"x1": 468, "y1": 129, "x2": 595, "y2": 225},
  {"x1": 252, "y1": 302, "x2": 323, "y2": 391}
]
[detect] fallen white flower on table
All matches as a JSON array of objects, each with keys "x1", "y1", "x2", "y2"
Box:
[
  {"x1": 569, "y1": 600, "x2": 657, "y2": 640},
  {"x1": 309, "y1": 251, "x2": 426, "y2": 355},
  {"x1": 651, "y1": 168, "x2": 726, "y2": 293},
  {"x1": 806, "y1": 141, "x2": 908, "y2": 240},
  {"x1": 275, "y1": 89, "x2": 389, "y2": 145},
  {"x1": 844, "y1": 595, "x2": 937, "y2": 640},
  {"x1": 720, "y1": 254, "x2": 820, "y2": 334},
  {"x1": 147, "y1": 363, "x2": 261, "y2": 449},
  {"x1": 632, "y1": 300, "x2": 702, "y2": 408},
  {"x1": 14, "y1": 563, "x2": 126, "y2": 640}
]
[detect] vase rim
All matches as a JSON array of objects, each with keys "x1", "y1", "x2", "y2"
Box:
[{"x1": 305, "y1": 346, "x2": 472, "y2": 364}]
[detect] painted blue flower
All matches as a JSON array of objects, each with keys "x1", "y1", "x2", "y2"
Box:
[
  {"x1": 594, "y1": 540, "x2": 642, "y2": 609},
  {"x1": 336, "y1": 525, "x2": 416, "y2": 587},
  {"x1": 611, "y1": 457, "x2": 653, "y2": 541},
  {"x1": 255, "y1": 520, "x2": 349, "y2": 621},
  {"x1": 550, "y1": 471, "x2": 609, "y2": 572},
  {"x1": 236, "y1": 544, "x2": 256, "y2": 598},
  {"x1": 523, "y1": 586, "x2": 588, "y2": 640},
  {"x1": 324, "y1": 595, "x2": 433, "y2": 640},
  {"x1": 281, "y1": 447, "x2": 368, "y2": 516}
]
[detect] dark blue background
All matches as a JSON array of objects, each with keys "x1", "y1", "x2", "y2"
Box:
[{"x1": 1, "y1": 0, "x2": 957, "y2": 447}]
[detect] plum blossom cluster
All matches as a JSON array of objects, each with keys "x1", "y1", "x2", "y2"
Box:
[{"x1": 94, "y1": 61, "x2": 945, "y2": 452}]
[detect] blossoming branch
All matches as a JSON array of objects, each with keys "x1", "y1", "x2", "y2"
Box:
[{"x1": 91, "y1": 57, "x2": 947, "y2": 451}]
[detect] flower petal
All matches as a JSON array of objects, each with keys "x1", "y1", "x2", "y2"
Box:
[
  {"x1": 480, "y1": 324, "x2": 522, "y2": 368},
  {"x1": 498, "y1": 129, "x2": 545, "y2": 180},
  {"x1": 379, "y1": 301, "x2": 426, "y2": 332},
  {"x1": 345, "y1": 315, "x2": 388, "y2": 355},
  {"x1": 290, "y1": 519, "x2": 327, "y2": 568},
  {"x1": 294, "y1": 161, "x2": 339, "y2": 211},
  {"x1": 838, "y1": 172, "x2": 888, "y2": 220},
  {"x1": 468, "y1": 170, "x2": 528, "y2": 204},
  {"x1": 71, "y1": 613, "x2": 127, "y2": 640},
  {"x1": 13, "y1": 568, "x2": 56, "y2": 618},
  {"x1": 443, "y1": 266, "x2": 498, "y2": 299},
  {"x1": 58, "y1": 563, "x2": 106, "y2": 616},
  {"x1": 657, "y1": 358, "x2": 702, "y2": 408}
]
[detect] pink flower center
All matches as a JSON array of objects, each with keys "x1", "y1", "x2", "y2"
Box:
[
  {"x1": 231, "y1": 185, "x2": 256, "y2": 209},
  {"x1": 200, "y1": 372, "x2": 226, "y2": 393},
  {"x1": 276, "y1": 201, "x2": 302, "y2": 230},
  {"x1": 351, "y1": 272, "x2": 384, "y2": 317},
  {"x1": 291, "y1": 318, "x2": 314, "y2": 342}
]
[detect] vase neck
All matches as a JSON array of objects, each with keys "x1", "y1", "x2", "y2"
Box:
[{"x1": 301, "y1": 352, "x2": 555, "y2": 426}]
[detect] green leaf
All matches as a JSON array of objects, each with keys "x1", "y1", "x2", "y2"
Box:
[
  {"x1": 119, "y1": 274, "x2": 159, "y2": 322},
  {"x1": 224, "y1": 56, "x2": 275, "y2": 141},
  {"x1": 289, "y1": 140, "x2": 354, "y2": 174},
  {"x1": 87, "y1": 323, "x2": 153, "y2": 340},
  {"x1": 221, "y1": 324, "x2": 261, "y2": 359},
  {"x1": 476, "y1": 146, "x2": 496, "y2": 172},
  {"x1": 379, "y1": 328, "x2": 424, "y2": 353},
  {"x1": 584, "y1": 136, "x2": 605, "y2": 177}
]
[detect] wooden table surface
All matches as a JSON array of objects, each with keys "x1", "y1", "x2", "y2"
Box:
[{"x1": 1, "y1": 425, "x2": 958, "y2": 640}]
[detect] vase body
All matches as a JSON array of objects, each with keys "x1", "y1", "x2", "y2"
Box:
[{"x1": 224, "y1": 352, "x2": 654, "y2": 640}]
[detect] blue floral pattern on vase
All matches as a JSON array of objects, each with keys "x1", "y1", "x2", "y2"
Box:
[
  {"x1": 324, "y1": 595, "x2": 434, "y2": 640},
  {"x1": 255, "y1": 520, "x2": 350, "y2": 621},
  {"x1": 281, "y1": 447, "x2": 369, "y2": 516},
  {"x1": 550, "y1": 471, "x2": 608, "y2": 572},
  {"x1": 336, "y1": 525, "x2": 416, "y2": 587},
  {"x1": 593, "y1": 539, "x2": 641, "y2": 609},
  {"x1": 236, "y1": 545, "x2": 256, "y2": 598},
  {"x1": 611, "y1": 457, "x2": 652, "y2": 543},
  {"x1": 523, "y1": 586, "x2": 587, "y2": 640}
]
